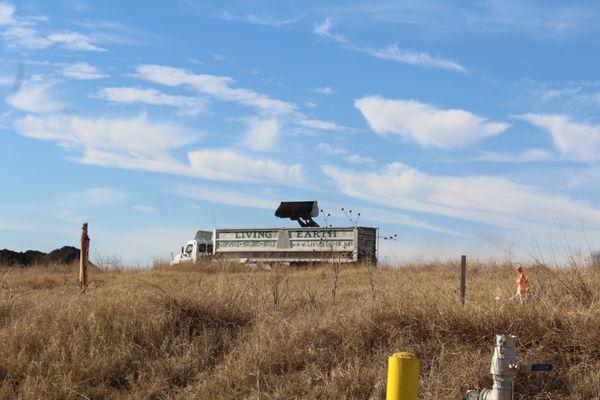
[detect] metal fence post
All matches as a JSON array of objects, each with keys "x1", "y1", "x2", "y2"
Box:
[{"x1": 460, "y1": 254, "x2": 466, "y2": 305}]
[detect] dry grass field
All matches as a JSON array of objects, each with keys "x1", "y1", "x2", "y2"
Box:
[{"x1": 0, "y1": 260, "x2": 598, "y2": 399}]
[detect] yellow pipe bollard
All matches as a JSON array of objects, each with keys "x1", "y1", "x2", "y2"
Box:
[{"x1": 386, "y1": 352, "x2": 420, "y2": 400}]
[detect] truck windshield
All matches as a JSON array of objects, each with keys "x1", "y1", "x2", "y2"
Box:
[{"x1": 185, "y1": 244, "x2": 194, "y2": 255}]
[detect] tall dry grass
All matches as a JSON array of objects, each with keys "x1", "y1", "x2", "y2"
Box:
[{"x1": 0, "y1": 260, "x2": 598, "y2": 399}]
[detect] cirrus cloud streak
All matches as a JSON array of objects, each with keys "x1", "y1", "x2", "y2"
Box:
[{"x1": 322, "y1": 163, "x2": 600, "y2": 231}]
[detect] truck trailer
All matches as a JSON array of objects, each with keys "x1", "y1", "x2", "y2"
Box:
[{"x1": 170, "y1": 201, "x2": 378, "y2": 265}]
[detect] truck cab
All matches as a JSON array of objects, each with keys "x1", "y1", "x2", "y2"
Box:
[{"x1": 170, "y1": 230, "x2": 213, "y2": 265}]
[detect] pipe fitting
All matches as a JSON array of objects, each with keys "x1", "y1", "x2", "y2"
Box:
[
  {"x1": 466, "y1": 334, "x2": 517, "y2": 400},
  {"x1": 466, "y1": 334, "x2": 553, "y2": 400}
]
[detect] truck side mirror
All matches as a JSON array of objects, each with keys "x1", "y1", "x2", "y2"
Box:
[{"x1": 181, "y1": 246, "x2": 184, "y2": 254}]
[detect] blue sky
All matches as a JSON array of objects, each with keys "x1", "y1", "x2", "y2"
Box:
[{"x1": 1, "y1": 0, "x2": 600, "y2": 264}]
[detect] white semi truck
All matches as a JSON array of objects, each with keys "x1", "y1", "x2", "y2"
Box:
[{"x1": 170, "y1": 201, "x2": 377, "y2": 265}]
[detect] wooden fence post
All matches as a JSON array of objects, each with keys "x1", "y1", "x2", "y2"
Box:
[
  {"x1": 460, "y1": 254, "x2": 466, "y2": 305},
  {"x1": 79, "y1": 222, "x2": 90, "y2": 292}
]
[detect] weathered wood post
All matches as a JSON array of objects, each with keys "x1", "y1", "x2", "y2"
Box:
[
  {"x1": 79, "y1": 222, "x2": 90, "y2": 292},
  {"x1": 460, "y1": 254, "x2": 466, "y2": 305}
]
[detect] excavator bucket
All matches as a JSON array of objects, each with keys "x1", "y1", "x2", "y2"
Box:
[{"x1": 275, "y1": 201, "x2": 320, "y2": 227}]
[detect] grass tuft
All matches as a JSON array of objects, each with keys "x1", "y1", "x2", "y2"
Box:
[{"x1": 0, "y1": 261, "x2": 598, "y2": 399}]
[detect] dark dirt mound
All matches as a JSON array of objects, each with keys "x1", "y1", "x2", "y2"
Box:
[
  {"x1": 43, "y1": 246, "x2": 80, "y2": 265},
  {"x1": 0, "y1": 249, "x2": 25, "y2": 266},
  {"x1": 22, "y1": 250, "x2": 47, "y2": 265},
  {"x1": 0, "y1": 246, "x2": 81, "y2": 267}
]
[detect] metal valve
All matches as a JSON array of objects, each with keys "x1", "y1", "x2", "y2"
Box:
[{"x1": 466, "y1": 334, "x2": 552, "y2": 400}]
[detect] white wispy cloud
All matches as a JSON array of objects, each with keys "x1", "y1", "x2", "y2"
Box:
[
  {"x1": 187, "y1": 149, "x2": 304, "y2": 185},
  {"x1": 6, "y1": 75, "x2": 66, "y2": 113},
  {"x1": 473, "y1": 0, "x2": 600, "y2": 39},
  {"x1": 3, "y1": 26, "x2": 51, "y2": 49},
  {"x1": 314, "y1": 19, "x2": 348, "y2": 44},
  {"x1": 518, "y1": 113, "x2": 600, "y2": 162},
  {"x1": 96, "y1": 86, "x2": 206, "y2": 115},
  {"x1": 15, "y1": 113, "x2": 195, "y2": 168},
  {"x1": 316, "y1": 142, "x2": 375, "y2": 165},
  {"x1": 243, "y1": 118, "x2": 280, "y2": 151},
  {"x1": 322, "y1": 163, "x2": 600, "y2": 231},
  {"x1": 294, "y1": 117, "x2": 347, "y2": 131},
  {"x1": 135, "y1": 64, "x2": 296, "y2": 115},
  {"x1": 0, "y1": 2, "x2": 16, "y2": 25},
  {"x1": 317, "y1": 142, "x2": 347, "y2": 156},
  {"x1": 0, "y1": 2, "x2": 123, "y2": 52},
  {"x1": 320, "y1": 1, "x2": 600, "y2": 39},
  {"x1": 313, "y1": 18, "x2": 466, "y2": 73},
  {"x1": 0, "y1": 2, "x2": 46, "y2": 27},
  {"x1": 355, "y1": 96, "x2": 509, "y2": 149},
  {"x1": 3, "y1": 26, "x2": 107, "y2": 51},
  {"x1": 361, "y1": 44, "x2": 467, "y2": 73},
  {"x1": 212, "y1": 54, "x2": 228, "y2": 62},
  {"x1": 134, "y1": 64, "x2": 349, "y2": 134},
  {"x1": 46, "y1": 31, "x2": 106, "y2": 51},
  {"x1": 309, "y1": 86, "x2": 334, "y2": 95},
  {"x1": 344, "y1": 154, "x2": 375, "y2": 165},
  {"x1": 509, "y1": 81, "x2": 600, "y2": 124},
  {"x1": 316, "y1": 2, "x2": 447, "y2": 27},
  {"x1": 217, "y1": 11, "x2": 299, "y2": 27},
  {"x1": 472, "y1": 149, "x2": 555, "y2": 163},
  {"x1": 14, "y1": 113, "x2": 305, "y2": 186},
  {"x1": 60, "y1": 62, "x2": 108, "y2": 79}
]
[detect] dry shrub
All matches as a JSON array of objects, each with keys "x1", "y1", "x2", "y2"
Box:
[{"x1": 0, "y1": 261, "x2": 598, "y2": 399}]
